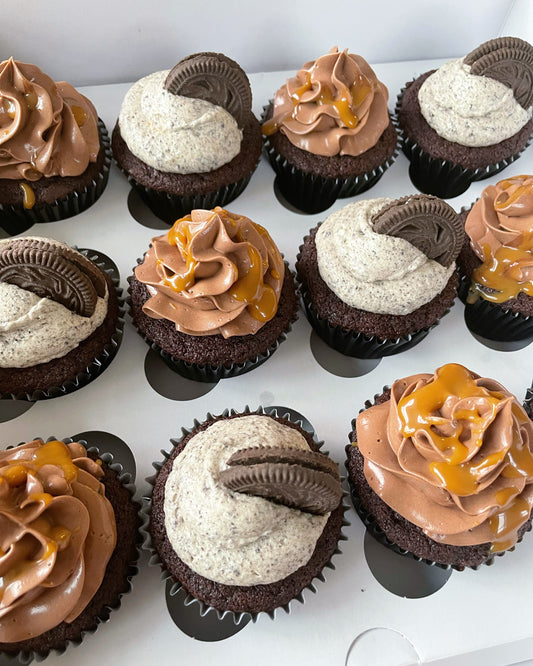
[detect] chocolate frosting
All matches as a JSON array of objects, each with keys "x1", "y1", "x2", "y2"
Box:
[
  {"x1": 356, "y1": 364, "x2": 533, "y2": 550},
  {"x1": 135, "y1": 207, "x2": 285, "y2": 338},
  {"x1": 0, "y1": 58, "x2": 100, "y2": 180},
  {"x1": 263, "y1": 47, "x2": 389, "y2": 157},
  {"x1": 0, "y1": 440, "x2": 116, "y2": 642}
]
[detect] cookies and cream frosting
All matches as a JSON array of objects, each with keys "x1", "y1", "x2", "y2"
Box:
[
  {"x1": 135, "y1": 207, "x2": 285, "y2": 338},
  {"x1": 118, "y1": 70, "x2": 242, "y2": 174},
  {"x1": 315, "y1": 199, "x2": 455, "y2": 315},
  {"x1": 164, "y1": 415, "x2": 329, "y2": 586},
  {"x1": 263, "y1": 47, "x2": 390, "y2": 157},
  {"x1": 418, "y1": 58, "x2": 532, "y2": 147},
  {"x1": 0, "y1": 439, "x2": 116, "y2": 642},
  {"x1": 356, "y1": 363, "x2": 533, "y2": 551},
  {"x1": 0, "y1": 58, "x2": 100, "y2": 180}
]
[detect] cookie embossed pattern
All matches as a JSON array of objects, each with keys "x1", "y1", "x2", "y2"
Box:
[{"x1": 0, "y1": 56, "x2": 532, "y2": 666}]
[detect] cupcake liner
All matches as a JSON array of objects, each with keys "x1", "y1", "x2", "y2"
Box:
[
  {"x1": 0, "y1": 248, "x2": 125, "y2": 401},
  {"x1": 0, "y1": 436, "x2": 141, "y2": 663},
  {"x1": 525, "y1": 385, "x2": 533, "y2": 419},
  {"x1": 0, "y1": 119, "x2": 111, "y2": 235},
  {"x1": 395, "y1": 85, "x2": 533, "y2": 199},
  {"x1": 127, "y1": 261, "x2": 298, "y2": 383},
  {"x1": 464, "y1": 296, "x2": 533, "y2": 342},
  {"x1": 140, "y1": 406, "x2": 348, "y2": 623},
  {"x1": 124, "y1": 170, "x2": 255, "y2": 225},
  {"x1": 262, "y1": 105, "x2": 399, "y2": 215}
]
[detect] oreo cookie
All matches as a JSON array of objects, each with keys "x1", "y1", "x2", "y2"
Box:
[
  {"x1": 220, "y1": 445, "x2": 342, "y2": 515},
  {"x1": 464, "y1": 36, "x2": 533, "y2": 109},
  {"x1": 0, "y1": 237, "x2": 106, "y2": 317},
  {"x1": 164, "y1": 52, "x2": 252, "y2": 128},
  {"x1": 371, "y1": 194, "x2": 464, "y2": 267}
]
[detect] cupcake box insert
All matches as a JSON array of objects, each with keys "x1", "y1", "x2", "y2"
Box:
[{"x1": 1, "y1": 59, "x2": 533, "y2": 666}]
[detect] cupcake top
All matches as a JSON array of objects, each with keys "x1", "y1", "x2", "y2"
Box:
[
  {"x1": 356, "y1": 363, "x2": 533, "y2": 552},
  {"x1": 0, "y1": 58, "x2": 100, "y2": 181},
  {"x1": 163, "y1": 414, "x2": 341, "y2": 586},
  {"x1": 118, "y1": 52, "x2": 252, "y2": 174},
  {"x1": 418, "y1": 37, "x2": 533, "y2": 147},
  {"x1": 0, "y1": 237, "x2": 109, "y2": 368},
  {"x1": 0, "y1": 439, "x2": 116, "y2": 642},
  {"x1": 315, "y1": 195, "x2": 463, "y2": 315},
  {"x1": 135, "y1": 207, "x2": 285, "y2": 338},
  {"x1": 262, "y1": 47, "x2": 390, "y2": 157},
  {"x1": 465, "y1": 174, "x2": 533, "y2": 303}
]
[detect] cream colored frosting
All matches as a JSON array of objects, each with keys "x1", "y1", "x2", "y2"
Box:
[
  {"x1": 315, "y1": 199, "x2": 455, "y2": 315},
  {"x1": 0, "y1": 440, "x2": 116, "y2": 642},
  {"x1": 418, "y1": 58, "x2": 532, "y2": 147},
  {"x1": 118, "y1": 70, "x2": 242, "y2": 174},
  {"x1": 164, "y1": 415, "x2": 329, "y2": 586}
]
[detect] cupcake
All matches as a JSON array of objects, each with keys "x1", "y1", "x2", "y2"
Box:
[
  {"x1": 262, "y1": 47, "x2": 398, "y2": 214},
  {"x1": 0, "y1": 58, "x2": 111, "y2": 235},
  {"x1": 458, "y1": 174, "x2": 533, "y2": 341},
  {"x1": 145, "y1": 408, "x2": 344, "y2": 616},
  {"x1": 346, "y1": 362, "x2": 533, "y2": 570},
  {"x1": 129, "y1": 207, "x2": 298, "y2": 381},
  {"x1": 112, "y1": 52, "x2": 262, "y2": 223},
  {"x1": 296, "y1": 194, "x2": 463, "y2": 358},
  {"x1": 0, "y1": 437, "x2": 140, "y2": 660},
  {"x1": 0, "y1": 236, "x2": 123, "y2": 400},
  {"x1": 396, "y1": 37, "x2": 533, "y2": 198}
]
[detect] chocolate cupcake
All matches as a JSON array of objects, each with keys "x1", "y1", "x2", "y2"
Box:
[
  {"x1": 346, "y1": 363, "x2": 533, "y2": 570},
  {"x1": 396, "y1": 37, "x2": 533, "y2": 198},
  {"x1": 0, "y1": 237, "x2": 124, "y2": 400},
  {"x1": 262, "y1": 47, "x2": 398, "y2": 214},
  {"x1": 129, "y1": 207, "x2": 298, "y2": 381},
  {"x1": 144, "y1": 408, "x2": 345, "y2": 616},
  {"x1": 112, "y1": 52, "x2": 262, "y2": 223},
  {"x1": 0, "y1": 437, "x2": 140, "y2": 660},
  {"x1": 457, "y1": 174, "x2": 533, "y2": 341},
  {"x1": 296, "y1": 194, "x2": 463, "y2": 358},
  {"x1": 0, "y1": 58, "x2": 111, "y2": 235}
]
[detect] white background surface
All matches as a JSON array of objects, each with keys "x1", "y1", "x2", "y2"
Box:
[{"x1": 1, "y1": 3, "x2": 533, "y2": 665}]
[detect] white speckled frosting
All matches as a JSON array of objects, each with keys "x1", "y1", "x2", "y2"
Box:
[
  {"x1": 0, "y1": 281, "x2": 108, "y2": 368},
  {"x1": 163, "y1": 415, "x2": 329, "y2": 586},
  {"x1": 315, "y1": 199, "x2": 455, "y2": 315},
  {"x1": 418, "y1": 58, "x2": 532, "y2": 147},
  {"x1": 118, "y1": 70, "x2": 243, "y2": 174}
]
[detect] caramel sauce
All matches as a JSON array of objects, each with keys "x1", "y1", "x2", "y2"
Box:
[
  {"x1": 19, "y1": 182, "x2": 35, "y2": 210},
  {"x1": 24, "y1": 90, "x2": 37, "y2": 111},
  {"x1": 493, "y1": 175, "x2": 531, "y2": 214},
  {"x1": 397, "y1": 363, "x2": 533, "y2": 549},
  {"x1": 262, "y1": 69, "x2": 372, "y2": 136},
  {"x1": 71, "y1": 104, "x2": 87, "y2": 127}
]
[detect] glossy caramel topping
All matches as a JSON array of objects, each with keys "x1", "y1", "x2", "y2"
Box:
[
  {"x1": 356, "y1": 364, "x2": 533, "y2": 550},
  {"x1": 465, "y1": 175, "x2": 533, "y2": 303},
  {"x1": 19, "y1": 182, "x2": 35, "y2": 209},
  {"x1": 262, "y1": 47, "x2": 389, "y2": 157},
  {"x1": 135, "y1": 207, "x2": 285, "y2": 338}
]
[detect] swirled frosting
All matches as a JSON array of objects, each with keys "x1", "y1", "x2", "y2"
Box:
[
  {"x1": 465, "y1": 175, "x2": 533, "y2": 303},
  {"x1": 356, "y1": 363, "x2": 533, "y2": 551},
  {"x1": 0, "y1": 439, "x2": 116, "y2": 642},
  {"x1": 0, "y1": 58, "x2": 100, "y2": 180},
  {"x1": 118, "y1": 70, "x2": 242, "y2": 174},
  {"x1": 418, "y1": 58, "x2": 532, "y2": 147},
  {"x1": 135, "y1": 207, "x2": 285, "y2": 338},
  {"x1": 262, "y1": 47, "x2": 390, "y2": 157},
  {"x1": 315, "y1": 199, "x2": 455, "y2": 315},
  {"x1": 164, "y1": 415, "x2": 329, "y2": 586}
]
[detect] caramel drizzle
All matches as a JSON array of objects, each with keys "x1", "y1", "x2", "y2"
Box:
[
  {"x1": 397, "y1": 364, "x2": 533, "y2": 550},
  {"x1": 19, "y1": 182, "x2": 35, "y2": 209},
  {"x1": 262, "y1": 69, "x2": 372, "y2": 136}
]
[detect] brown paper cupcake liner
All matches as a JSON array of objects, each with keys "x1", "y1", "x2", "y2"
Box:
[
  {"x1": 140, "y1": 406, "x2": 348, "y2": 624},
  {"x1": 262, "y1": 105, "x2": 399, "y2": 215},
  {"x1": 395, "y1": 85, "x2": 532, "y2": 199},
  {"x1": 0, "y1": 437, "x2": 141, "y2": 663},
  {"x1": 0, "y1": 248, "x2": 125, "y2": 401},
  {"x1": 0, "y1": 119, "x2": 111, "y2": 236},
  {"x1": 345, "y1": 397, "x2": 533, "y2": 572}
]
